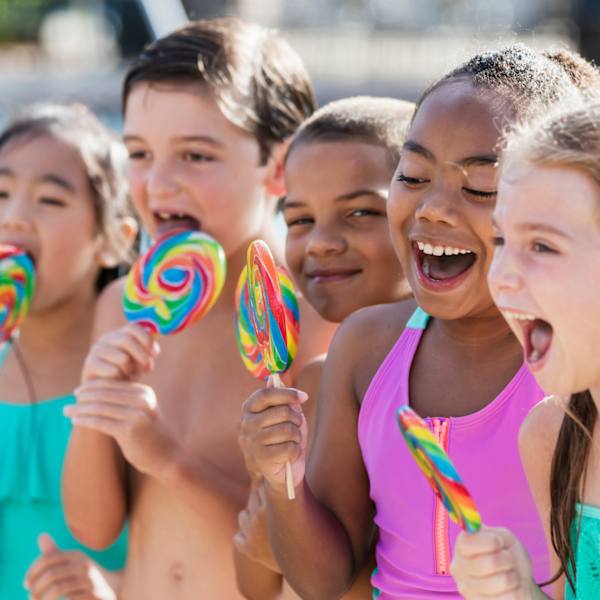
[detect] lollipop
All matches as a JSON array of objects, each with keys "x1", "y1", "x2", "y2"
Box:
[
  {"x1": 123, "y1": 229, "x2": 226, "y2": 335},
  {"x1": 0, "y1": 245, "x2": 35, "y2": 343},
  {"x1": 234, "y1": 265, "x2": 299, "y2": 380},
  {"x1": 237, "y1": 240, "x2": 299, "y2": 499},
  {"x1": 397, "y1": 406, "x2": 481, "y2": 532}
]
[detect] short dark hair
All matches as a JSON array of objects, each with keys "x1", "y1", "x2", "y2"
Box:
[
  {"x1": 416, "y1": 44, "x2": 597, "y2": 123},
  {"x1": 286, "y1": 96, "x2": 415, "y2": 167},
  {"x1": 123, "y1": 17, "x2": 316, "y2": 164}
]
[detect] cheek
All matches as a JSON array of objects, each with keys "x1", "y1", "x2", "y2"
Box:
[{"x1": 284, "y1": 235, "x2": 304, "y2": 276}]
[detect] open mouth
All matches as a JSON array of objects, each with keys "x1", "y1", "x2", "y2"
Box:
[
  {"x1": 503, "y1": 310, "x2": 554, "y2": 370},
  {"x1": 153, "y1": 211, "x2": 201, "y2": 237},
  {"x1": 413, "y1": 241, "x2": 476, "y2": 289}
]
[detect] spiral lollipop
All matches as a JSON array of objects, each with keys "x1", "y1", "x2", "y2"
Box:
[
  {"x1": 123, "y1": 229, "x2": 226, "y2": 335},
  {"x1": 397, "y1": 406, "x2": 481, "y2": 533},
  {"x1": 0, "y1": 245, "x2": 35, "y2": 343},
  {"x1": 234, "y1": 265, "x2": 299, "y2": 380},
  {"x1": 237, "y1": 240, "x2": 299, "y2": 499}
]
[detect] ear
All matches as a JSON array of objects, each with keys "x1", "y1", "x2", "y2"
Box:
[
  {"x1": 264, "y1": 138, "x2": 292, "y2": 199},
  {"x1": 98, "y1": 217, "x2": 139, "y2": 268}
]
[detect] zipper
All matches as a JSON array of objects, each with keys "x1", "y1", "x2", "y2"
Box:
[{"x1": 432, "y1": 417, "x2": 451, "y2": 576}]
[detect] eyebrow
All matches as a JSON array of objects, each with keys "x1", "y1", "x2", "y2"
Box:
[
  {"x1": 402, "y1": 140, "x2": 498, "y2": 167},
  {"x1": 517, "y1": 222, "x2": 571, "y2": 240},
  {"x1": 0, "y1": 168, "x2": 74, "y2": 192},
  {"x1": 282, "y1": 189, "x2": 385, "y2": 210},
  {"x1": 122, "y1": 134, "x2": 224, "y2": 149}
]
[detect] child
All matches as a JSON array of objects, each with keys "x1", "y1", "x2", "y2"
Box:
[
  {"x1": 0, "y1": 103, "x2": 134, "y2": 599},
  {"x1": 451, "y1": 101, "x2": 600, "y2": 599},
  {"x1": 61, "y1": 17, "x2": 334, "y2": 599},
  {"x1": 238, "y1": 46, "x2": 597, "y2": 599},
  {"x1": 234, "y1": 96, "x2": 415, "y2": 599}
]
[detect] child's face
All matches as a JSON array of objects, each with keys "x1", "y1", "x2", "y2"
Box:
[
  {"x1": 123, "y1": 83, "x2": 272, "y2": 257},
  {"x1": 489, "y1": 163, "x2": 600, "y2": 397},
  {"x1": 282, "y1": 140, "x2": 408, "y2": 322},
  {"x1": 387, "y1": 80, "x2": 508, "y2": 320},
  {"x1": 0, "y1": 134, "x2": 102, "y2": 310}
]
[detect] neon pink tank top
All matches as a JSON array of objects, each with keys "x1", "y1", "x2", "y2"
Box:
[{"x1": 358, "y1": 308, "x2": 549, "y2": 598}]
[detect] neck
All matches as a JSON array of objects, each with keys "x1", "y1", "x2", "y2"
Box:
[{"x1": 17, "y1": 284, "x2": 97, "y2": 360}]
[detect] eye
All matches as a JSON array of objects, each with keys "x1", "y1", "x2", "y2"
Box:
[
  {"x1": 348, "y1": 208, "x2": 382, "y2": 218},
  {"x1": 464, "y1": 187, "x2": 497, "y2": 199},
  {"x1": 128, "y1": 150, "x2": 150, "y2": 161},
  {"x1": 492, "y1": 235, "x2": 504, "y2": 247},
  {"x1": 0, "y1": 190, "x2": 9, "y2": 200},
  {"x1": 286, "y1": 216, "x2": 314, "y2": 228},
  {"x1": 396, "y1": 173, "x2": 428, "y2": 186},
  {"x1": 182, "y1": 151, "x2": 214, "y2": 163},
  {"x1": 39, "y1": 197, "x2": 66, "y2": 207},
  {"x1": 531, "y1": 241, "x2": 557, "y2": 254}
]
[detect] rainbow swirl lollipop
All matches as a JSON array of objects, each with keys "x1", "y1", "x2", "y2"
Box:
[
  {"x1": 397, "y1": 406, "x2": 481, "y2": 533},
  {"x1": 234, "y1": 264, "x2": 299, "y2": 380},
  {"x1": 0, "y1": 245, "x2": 35, "y2": 342},
  {"x1": 123, "y1": 229, "x2": 226, "y2": 335}
]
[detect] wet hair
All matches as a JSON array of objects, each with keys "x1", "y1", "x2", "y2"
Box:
[
  {"x1": 502, "y1": 102, "x2": 600, "y2": 590},
  {"x1": 415, "y1": 44, "x2": 599, "y2": 126},
  {"x1": 285, "y1": 96, "x2": 415, "y2": 168},
  {"x1": 123, "y1": 17, "x2": 316, "y2": 164},
  {"x1": 0, "y1": 102, "x2": 135, "y2": 291}
]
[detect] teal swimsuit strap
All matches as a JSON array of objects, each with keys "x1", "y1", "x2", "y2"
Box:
[{"x1": 406, "y1": 306, "x2": 430, "y2": 330}]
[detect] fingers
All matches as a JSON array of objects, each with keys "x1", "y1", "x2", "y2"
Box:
[
  {"x1": 82, "y1": 324, "x2": 160, "y2": 382},
  {"x1": 26, "y1": 551, "x2": 91, "y2": 600},
  {"x1": 243, "y1": 387, "x2": 307, "y2": 414},
  {"x1": 73, "y1": 379, "x2": 155, "y2": 408}
]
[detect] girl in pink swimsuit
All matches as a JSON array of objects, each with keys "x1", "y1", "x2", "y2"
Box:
[{"x1": 238, "y1": 46, "x2": 598, "y2": 599}]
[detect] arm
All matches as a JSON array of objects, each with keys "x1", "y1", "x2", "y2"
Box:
[
  {"x1": 239, "y1": 311, "x2": 381, "y2": 599},
  {"x1": 62, "y1": 280, "x2": 130, "y2": 549},
  {"x1": 449, "y1": 398, "x2": 565, "y2": 600}
]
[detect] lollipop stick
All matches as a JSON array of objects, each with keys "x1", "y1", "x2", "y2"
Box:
[{"x1": 268, "y1": 373, "x2": 296, "y2": 500}]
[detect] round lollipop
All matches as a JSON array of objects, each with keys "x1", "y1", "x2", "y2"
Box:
[
  {"x1": 237, "y1": 240, "x2": 299, "y2": 499},
  {"x1": 397, "y1": 405, "x2": 481, "y2": 533},
  {"x1": 0, "y1": 245, "x2": 35, "y2": 343},
  {"x1": 123, "y1": 229, "x2": 226, "y2": 335},
  {"x1": 234, "y1": 265, "x2": 299, "y2": 380}
]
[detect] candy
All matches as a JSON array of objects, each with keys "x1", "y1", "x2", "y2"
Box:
[
  {"x1": 236, "y1": 240, "x2": 300, "y2": 499},
  {"x1": 0, "y1": 245, "x2": 35, "y2": 343},
  {"x1": 234, "y1": 264, "x2": 299, "y2": 380},
  {"x1": 397, "y1": 406, "x2": 481, "y2": 532},
  {"x1": 123, "y1": 229, "x2": 226, "y2": 335}
]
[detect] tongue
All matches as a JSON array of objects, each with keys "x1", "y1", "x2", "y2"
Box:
[
  {"x1": 422, "y1": 253, "x2": 475, "y2": 281},
  {"x1": 529, "y1": 320, "x2": 552, "y2": 360}
]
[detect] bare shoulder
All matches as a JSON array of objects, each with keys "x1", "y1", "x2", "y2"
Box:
[
  {"x1": 93, "y1": 277, "x2": 128, "y2": 337},
  {"x1": 327, "y1": 298, "x2": 418, "y2": 400},
  {"x1": 294, "y1": 355, "x2": 325, "y2": 395},
  {"x1": 519, "y1": 395, "x2": 566, "y2": 462}
]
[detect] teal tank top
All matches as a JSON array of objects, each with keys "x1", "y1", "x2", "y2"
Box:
[
  {"x1": 566, "y1": 503, "x2": 600, "y2": 599},
  {"x1": 0, "y1": 343, "x2": 127, "y2": 598}
]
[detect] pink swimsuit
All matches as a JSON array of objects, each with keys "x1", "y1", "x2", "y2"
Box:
[{"x1": 358, "y1": 308, "x2": 549, "y2": 598}]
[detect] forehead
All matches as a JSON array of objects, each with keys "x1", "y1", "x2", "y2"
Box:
[
  {"x1": 497, "y1": 162, "x2": 600, "y2": 227},
  {"x1": 408, "y1": 79, "x2": 514, "y2": 161},
  {"x1": 123, "y1": 82, "x2": 255, "y2": 145},
  {"x1": 286, "y1": 140, "x2": 393, "y2": 187}
]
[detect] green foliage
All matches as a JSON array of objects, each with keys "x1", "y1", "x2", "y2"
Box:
[{"x1": 0, "y1": 0, "x2": 67, "y2": 43}]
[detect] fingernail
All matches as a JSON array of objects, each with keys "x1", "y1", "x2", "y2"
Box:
[
  {"x1": 152, "y1": 341, "x2": 161, "y2": 356},
  {"x1": 297, "y1": 391, "x2": 308, "y2": 402}
]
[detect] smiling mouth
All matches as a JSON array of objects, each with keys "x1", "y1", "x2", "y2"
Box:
[
  {"x1": 502, "y1": 310, "x2": 554, "y2": 369},
  {"x1": 306, "y1": 269, "x2": 361, "y2": 284},
  {"x1": 154, "y1": 211, "x2": 200, "y2": 237},
  {"x1": 414, "y1": 242, "x2": 476, "y2": 286}
]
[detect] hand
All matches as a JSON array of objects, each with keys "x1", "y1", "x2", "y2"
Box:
[
  {"x1": 239, "y1": 386, "x2": 308, "y2": 497},
  {"x1": 450, "y1": 526, "x2": 537, "y2": 599},
  {"x1": 65, "y1": 379, "x2": 175, "y2": 478},
  {"x1": 24, "y1": 534, "x2": 119, "y2": 600},
  {"x1": 234, "y1": 483, "x2": 280, "y2": 572},
  {"x1": 82, "y1": 324, "x2": 160, "y2": 383}
]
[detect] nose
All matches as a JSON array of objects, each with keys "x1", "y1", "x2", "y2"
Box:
[
  {"x1": 0, "y1": 197, "x2": 34, "y2": 233},
  {"x1": 414, "y1": 188, "x2": 459, "y2": 227},
  {"x1": 146, "y1": 158, "x2": 178, "y2": 199},
  {"x1": 305, "y1": 224, "x2": 347, "y2": 257},
  {"x1": 488, "y1": 244, "x2": 523, "y2": 298}
]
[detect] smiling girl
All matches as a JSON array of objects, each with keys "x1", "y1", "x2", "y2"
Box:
[{"x1": 452, "y1": 100, "x2": 600, "y2": 600}]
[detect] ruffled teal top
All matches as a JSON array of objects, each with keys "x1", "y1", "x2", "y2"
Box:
[
  {"x1": 566, "y1": 503, "x2": 600, "y2": 599},
  {"x1": 0, "y1": 344, "x2": 127, "y2": 597}
]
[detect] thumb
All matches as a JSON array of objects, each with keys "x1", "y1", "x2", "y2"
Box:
[{"x1": 38, "y1": 533, "x2": 58, "y2": 554}]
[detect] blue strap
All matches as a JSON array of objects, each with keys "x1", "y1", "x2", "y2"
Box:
[{"x1": 406, "y1": 306, "x2": 430, "y2": 330}]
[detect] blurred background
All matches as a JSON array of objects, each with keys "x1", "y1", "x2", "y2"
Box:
[{"x1": 0, "y1": 0, "x2": 596, "y2": 130}]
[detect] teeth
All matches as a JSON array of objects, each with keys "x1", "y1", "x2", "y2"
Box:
[
  {"x1": 158, "y1": 212, "x2": 171, "y2": 220},
  {"x1": 417, "y1": 242, "x2": 473, "y2": 256},
  {"x1": 503, "y1": 310, "x2": 537, "y2": 321}
]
